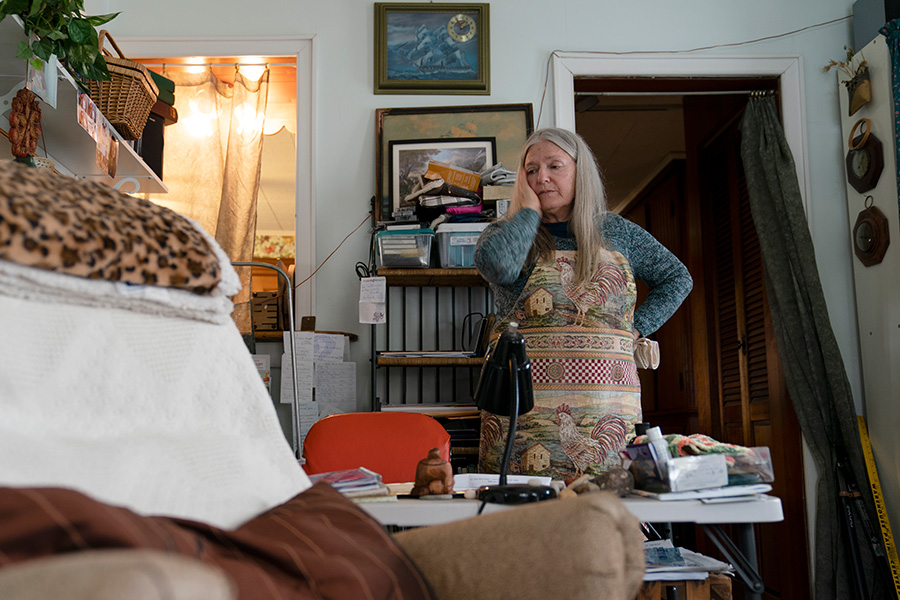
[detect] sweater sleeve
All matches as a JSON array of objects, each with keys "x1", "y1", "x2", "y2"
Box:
[
  {"x1": 604, "y1": 214, "x2": 693, "y2": 337},
  {"x1": 474, "y1": 209, "x2": 540, "y2": 286}
]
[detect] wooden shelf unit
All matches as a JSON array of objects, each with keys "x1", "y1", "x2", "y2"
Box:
[
  {"x1": 371, "y1": 267, "x2": 492, "y2": 409},
  {"x1": 376, "y1": 267, "x2": 488, "y2": 288}
]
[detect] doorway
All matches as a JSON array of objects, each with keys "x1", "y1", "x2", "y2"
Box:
[
  {"x1": 124, "y1": 36, "x2": 316, "y2": 320},
  {"x1": 559, "y1": 60, "x2": 812, "y2": 599}
]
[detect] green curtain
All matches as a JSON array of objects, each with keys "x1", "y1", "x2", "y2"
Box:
[{"x1": 740, "y1": 95, "x2": 889, "y2": 600}]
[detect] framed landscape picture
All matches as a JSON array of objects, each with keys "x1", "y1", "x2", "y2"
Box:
[
  {"x1": 375, "y1": 103, "x2": 534, "y2": 221},
  {"x1": 374, "y1": 3, "x2": 490, "y2": 95},
  {"x1": 389, "y1": 137, "x2": 496, "y2": 214}
]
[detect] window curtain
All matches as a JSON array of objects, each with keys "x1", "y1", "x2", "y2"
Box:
[
  {"x1": 740, "y1": 94, "x2": 890, "y2": 600},
  {"x1": 151, "y1": 67, "x2": 270, "y2": 334}
]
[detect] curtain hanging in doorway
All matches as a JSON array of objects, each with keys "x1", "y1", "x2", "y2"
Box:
[
  {"x1": 150, "y1": 67, "x2": 270, "y2": 334},
  {"x1": 740, "y1": 94, "x2": 891, "y2": 600}
]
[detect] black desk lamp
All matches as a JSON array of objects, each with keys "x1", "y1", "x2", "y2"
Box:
[{"x1": 474, "y1": 322, "x2": 557, "y2": 504}]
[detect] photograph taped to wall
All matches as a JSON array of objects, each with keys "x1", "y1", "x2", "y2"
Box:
[
  {"x1": 389, "y1": 137, "x2": 495, "y2": 214},
  {"x1": 375, "y1": 103, "x2": 533, "y2": 221},
  {"x1": 374, "y1": 3, "x2": 489, "y2": 95}
]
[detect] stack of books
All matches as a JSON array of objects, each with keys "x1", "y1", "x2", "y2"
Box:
[{"x1": 308, "y1": 467, "x2": 390, "y2": 498}]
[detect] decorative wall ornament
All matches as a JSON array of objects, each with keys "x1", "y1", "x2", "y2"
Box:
[{"x1": 824, "y1": 45, "x2": 871, "y2": 116}]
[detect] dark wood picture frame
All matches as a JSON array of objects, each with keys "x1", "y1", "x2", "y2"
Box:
[
  {"x1": 374, "y1": 103, "x2": 534, "y2": 221},
  {"x1": 374, "y1": 3, "x2": 490, "y2": 95},
  {"x1": 389, "y1": 136, "x2": 496, "y2": 215}
]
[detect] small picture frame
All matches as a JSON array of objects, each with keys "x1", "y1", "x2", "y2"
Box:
[
  {"x1": 389, "y1": 137, "x2": 496, "y2": 215},
  {"x1": 374, "y1": 3, "x2": 490, "y2": 95}
]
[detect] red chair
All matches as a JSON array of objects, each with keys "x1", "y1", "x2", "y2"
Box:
[{"x1": 301, "y1": 412, "x2": 451, "y2": 484}]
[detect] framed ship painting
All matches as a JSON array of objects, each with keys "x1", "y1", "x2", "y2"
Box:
[{"x1": 374, "y1": 3, "x2": 490, "y2": 95}]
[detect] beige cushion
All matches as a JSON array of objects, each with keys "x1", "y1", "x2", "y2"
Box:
[
  {"x1": 395, "y1": 492, "x2": 645, "y2": 600},
  {"x1": 0, "y1": 550, "x2": 236, "y2": 600}
]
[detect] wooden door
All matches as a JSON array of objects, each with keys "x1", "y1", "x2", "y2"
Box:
[
  {"x1": 697, "y1": 111, "x2": 810, "y2": 600},
  {"x1": 623, "y1": 160, "x2": 697, "y2": 435}
]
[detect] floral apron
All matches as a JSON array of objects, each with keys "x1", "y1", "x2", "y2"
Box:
[{"x1": 478, "y1": 248, "x2": 642, "y2": 481}]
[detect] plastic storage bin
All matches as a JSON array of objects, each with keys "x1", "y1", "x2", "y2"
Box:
[
  {"x1": 435, "y1": 222, "x2": 490, "y2": 268},
  {"x1": 375, "y1": 228, "x2": 434, "y2": 268}
]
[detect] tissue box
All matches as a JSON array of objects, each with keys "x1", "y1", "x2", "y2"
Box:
[{"x1": 666, "y1": 454, "x2": 729, "y2": 492}]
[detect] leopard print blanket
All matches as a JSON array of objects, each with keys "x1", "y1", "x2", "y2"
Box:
[{"x1": 0, "y1": 160, "x2": 221, "y2": 294}]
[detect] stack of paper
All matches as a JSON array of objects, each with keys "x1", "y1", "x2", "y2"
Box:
[
  {"x1": 280, "y1": 331, "x2": 358, "y2": 444},
  {"x1": 309, "y1": 467, "x2": 389, "y2": 498},
  {"x1": 643, "y1": 540, "x2": 733, "y2": 581}
]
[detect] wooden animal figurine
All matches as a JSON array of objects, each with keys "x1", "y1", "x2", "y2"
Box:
[{"x1": 410, "y1": 448, "x2": 455, "y2": 498}]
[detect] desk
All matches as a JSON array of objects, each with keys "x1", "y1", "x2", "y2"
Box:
[{"x1": 360, "y1": 494, "x2": 783, "y2": 600}]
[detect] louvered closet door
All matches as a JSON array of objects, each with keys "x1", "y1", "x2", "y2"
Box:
[
  {"x1": 708, "y1": 130, "x2": 770, "y2": 444},
  {"x1": 702, "y1": 118, "x2": 809, "y2": 600}
]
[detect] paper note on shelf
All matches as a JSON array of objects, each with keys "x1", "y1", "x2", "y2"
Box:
[{"x1": 359, "y1": 276, "x2": 386, "y2": 324}]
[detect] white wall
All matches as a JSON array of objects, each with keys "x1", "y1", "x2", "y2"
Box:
[{"x1": 92, "y1": 0, "x2": 864, "y2": 447}]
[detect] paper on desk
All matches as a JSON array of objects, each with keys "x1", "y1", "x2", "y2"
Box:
[
  {"x1": 452, "y1": 473, "x2": 552, "y2": 492},
  {"x1": 631, "y1": 483, "x2": 772, "y2": 501},
  {"x1": 359, "y1": 277, "x2": 386, "y2": 324},
  {"x1": 315, "y1": 362, "x2": 357, "y2": 413},
  {"x1": 642, "y1": 540, "x2": 732, "y2": 582},
  {"x1": 280, "y1": 354, "x2": 313, "y2": 404}
]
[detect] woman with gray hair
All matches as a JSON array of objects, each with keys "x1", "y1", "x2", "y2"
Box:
[{"x1": 475, "y1": 127, "x2": 692, "y2": 482}]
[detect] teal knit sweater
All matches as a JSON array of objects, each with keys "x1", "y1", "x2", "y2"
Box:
[{"x1": 474, "y1": 209, "x2": 693, "y2": 336}]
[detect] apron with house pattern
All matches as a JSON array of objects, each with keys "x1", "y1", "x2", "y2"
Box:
[{"x1": 478, "y1": 248, "x2": 642, "y2": 482}]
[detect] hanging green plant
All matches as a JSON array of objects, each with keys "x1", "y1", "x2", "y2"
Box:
[{"x1": 0, "y1": 0, "x2": 119, "y2": 82}]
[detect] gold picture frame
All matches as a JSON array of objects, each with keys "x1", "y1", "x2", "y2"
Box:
[
  {"x1": 375, "y1": 103, "x2": 533, "y2": 221},
  {"x1": 374, "y1": 3, "x2": 490, "y2": 95}
]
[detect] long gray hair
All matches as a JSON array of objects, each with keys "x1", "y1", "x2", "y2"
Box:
[{"x1": 510, "y1": 127, "x2": 608, "y2": 284}]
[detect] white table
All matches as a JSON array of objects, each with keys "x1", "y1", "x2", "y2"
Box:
[{"x1": 360, "y1": 493, "x2": 783, "y2": 600}]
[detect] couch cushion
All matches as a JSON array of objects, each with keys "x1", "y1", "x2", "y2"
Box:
[
  {"x1": 0, "y1": 484, "x2": 435, "y2": 600},
  {"x1": 394, "y1": 492, "x2": 645, "y2": 600},
  {"x1": 0, "y1": 550, "x2": 236, "y2": 600}
]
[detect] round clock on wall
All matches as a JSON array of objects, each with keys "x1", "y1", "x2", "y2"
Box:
[
  {"x1": 853, "y1": 198, "x2": 890, "y2": 267},
  {"x1": 448, "y1": 13, "x2": 476, "y2": 42},
  {"x1": 845, "y1": 118, "x2": 884, "y2": 194}
]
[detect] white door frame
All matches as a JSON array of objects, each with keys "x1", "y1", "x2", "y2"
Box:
[
  {"x1": 551, "y1": 52, "x2": 811, "y2": 216},
  {"x1": 121, "y1": 35, "x2": 317, "y2": 319}
]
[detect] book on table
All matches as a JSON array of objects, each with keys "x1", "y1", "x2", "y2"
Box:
[{"x1": 308, "y1": 466, "x2": 388, "y2": 496}]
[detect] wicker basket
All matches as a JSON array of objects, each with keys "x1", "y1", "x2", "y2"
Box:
[{"x1": 87, "y1": 30, "x2": 159, "y2": 140}]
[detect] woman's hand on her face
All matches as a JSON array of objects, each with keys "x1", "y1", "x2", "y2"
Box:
[{"x1": 514, "y1": 165, "x2": 542, "y2": 216}]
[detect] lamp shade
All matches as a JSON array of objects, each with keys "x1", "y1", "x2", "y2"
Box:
[{"x1": 474, "y1": 323, "x2": 534, "y2": 417}]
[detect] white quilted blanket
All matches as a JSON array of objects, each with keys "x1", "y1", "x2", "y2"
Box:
[{"x1": 0, "y1": 293, "x2": 311, "y2": 530}]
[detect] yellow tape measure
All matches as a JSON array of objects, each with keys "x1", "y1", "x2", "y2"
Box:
[{"x1": 858, "y1": 415, "x2": 900, "y2": 598}]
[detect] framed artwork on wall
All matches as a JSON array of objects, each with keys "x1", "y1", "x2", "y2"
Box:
[
  {"x1": 374, "y1": 3, "x2": 490, "y2": 95},
  {"x1": 389, "y1": 137, "x2": 496, "y2": 214},
  {"x1": 375, "y1": 103, "x2": 534, "y2": 221}
]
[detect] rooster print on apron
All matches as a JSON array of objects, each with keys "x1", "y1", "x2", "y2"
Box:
[{"x1": 478, "y1": 248, "x2": 641, "y2": 482}]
